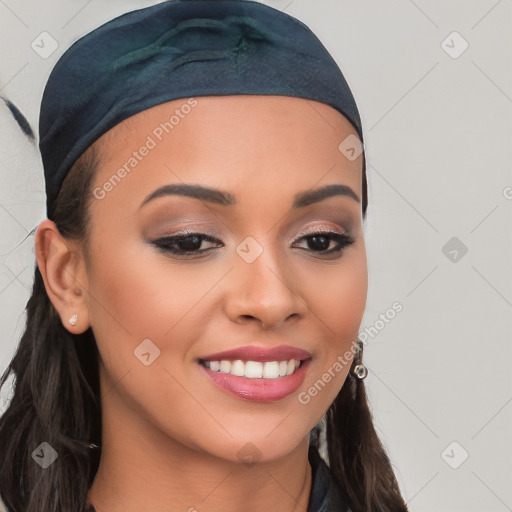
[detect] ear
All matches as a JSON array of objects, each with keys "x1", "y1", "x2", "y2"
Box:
[{"x1": 35, "y1": 219, "x2": 90, "y2": 334}]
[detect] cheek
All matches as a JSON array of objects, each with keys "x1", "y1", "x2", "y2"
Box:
[
  {"x1": 296, "y1": 247, "x2": 367, "y2": 411},
  {"x1": 307, "y1": 246, "x2": 368, "y2": 339},
  {"x1": 84, "y1": 243, "x2": 209, "y2": 433},
  {"x1": 84, "y1": 237, "x2": 220, "y2": 366}
]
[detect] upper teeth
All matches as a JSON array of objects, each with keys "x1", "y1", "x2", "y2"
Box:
[{"x1": 203, "y1": 359, "x2": 301, "y2": 379}]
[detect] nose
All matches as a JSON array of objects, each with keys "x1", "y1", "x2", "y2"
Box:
[{"x1": 223, "y1": 246, "x2": 308, "y2": 330}]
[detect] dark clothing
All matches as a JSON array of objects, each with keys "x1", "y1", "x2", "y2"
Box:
[
  {"x1": 307, "y1": 445, "x2": 351, "y2": 512},
  {"x1": 85, "y1": 445, "x2": 350, "y2": 511}
]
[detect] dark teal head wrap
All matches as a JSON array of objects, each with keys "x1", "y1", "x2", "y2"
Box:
[{"x1": 39, "y1": 0, "x2": 366, "y2": 220}]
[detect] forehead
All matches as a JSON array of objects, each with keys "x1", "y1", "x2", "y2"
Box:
[
  {"x1": 90, "y1": 95, "x2": 362, "y2": 212},
  {"x1": 98, "y1": 94, "x2": 360, "y2": 154}
]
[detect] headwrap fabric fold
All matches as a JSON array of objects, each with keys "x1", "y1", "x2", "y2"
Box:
[{"x1": 39, "y1": 0, "x2": 365, "y2": 219}]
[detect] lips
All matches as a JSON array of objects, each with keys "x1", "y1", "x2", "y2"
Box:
[{"x1": 197, "y1": 344, "x2": 312, "y2": 402}]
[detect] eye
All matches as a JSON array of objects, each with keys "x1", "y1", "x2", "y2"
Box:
[
  {"x1": 150, "y1": 228, "x2": 355, "y2": 258},
  {"x1": 151, "y1": 231, "x2": 221, "y2": 257},
  {"x1": 291, "y1": 228, "x2": 355, "y2": 256}
]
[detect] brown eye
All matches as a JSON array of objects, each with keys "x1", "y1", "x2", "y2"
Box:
[
  {"x1": 150, "y1": 229, "x2": 355, "y2": 259},
  {"x1": 151, "y1": 232, "x2": 221, "y2": 256},
  {"x1": 292, "y1": 229, "x2": 355, "y2": 255}
]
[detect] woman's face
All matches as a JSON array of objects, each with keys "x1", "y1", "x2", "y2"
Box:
[{"x1": 81, "y1": 95, "x2": 367, "y2": 462}]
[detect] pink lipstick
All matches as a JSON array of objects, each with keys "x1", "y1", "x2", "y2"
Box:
[{"x1": 198, "y1": 345, "x2": 312, "y2": 402}]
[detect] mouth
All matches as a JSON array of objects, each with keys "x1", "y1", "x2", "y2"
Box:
[
  {"x1": 198, "y1": 358, "x2": 305, "y2": 379},
  {"x1": 197, "y1": 345, "x2": 312, "y2": 402}
]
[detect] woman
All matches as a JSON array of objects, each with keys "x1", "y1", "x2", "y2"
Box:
[{"x1": 0, "y1": 1, "x2": 408, "y2": 511}]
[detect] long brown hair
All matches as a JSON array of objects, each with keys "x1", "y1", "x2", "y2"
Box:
[{"x1": 0, "y1": 142, "x2": 407, "y2": 512}]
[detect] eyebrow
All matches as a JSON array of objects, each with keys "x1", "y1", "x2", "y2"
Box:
[{"x1": 139, "y1": 183, "x2": 360, "y2": 209}]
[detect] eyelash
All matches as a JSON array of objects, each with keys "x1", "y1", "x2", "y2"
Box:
[{"x1": 151, "y1": 228, "x2": 355, "y2": 259}]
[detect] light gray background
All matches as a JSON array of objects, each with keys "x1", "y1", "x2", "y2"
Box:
[{"x1": 0, "y1": 1, "x2": 511, "y2": 511}]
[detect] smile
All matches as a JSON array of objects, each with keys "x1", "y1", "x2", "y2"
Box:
[
  {"x1": 198, "y1": 358, "x2": 312, "y2": 402},
  {"x1": 200, "y1": 359, "x2": 301, "y2": 379}
]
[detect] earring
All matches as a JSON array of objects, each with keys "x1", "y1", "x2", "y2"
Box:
[
  {"x1": 352, "y1": 363, "x2": 368, "y2": 379},
  {"x1": 351, "y1": 338, "x2": 368, "y2": 379},
  {"x1": 69, "y1": 314, "x2": 78, "y2": 326}
]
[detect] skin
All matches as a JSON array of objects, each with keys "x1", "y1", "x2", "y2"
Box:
[{"x1": 35, "y1": 95, "x2": 367, "y2": 512}]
